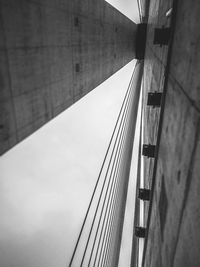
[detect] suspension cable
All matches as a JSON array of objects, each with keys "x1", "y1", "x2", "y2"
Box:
[
  {"x1": 88, "y1": 67, "x2": 136, "y2": 267},
  {"x1": 96, "y1": 70, "x2": 136, "y2": 267},
  {"x1": 68, "y1": 66, "x2": 136, "y2": 267},
  {"x1": 68, "y1": 61, "x2": 142, "y2": 266},
  {"x1": 80, "y1": 67, "x2": 136, "y2": 267},
  {"x1": 101, "y1": 69, "x2": 137, "y2": 267}
]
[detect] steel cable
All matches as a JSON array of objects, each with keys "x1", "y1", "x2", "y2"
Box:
[
  {"x1": 101, "y1": 61, "x2": 141, "y2": 266},
  {"x1": 68, "y1": 67, "x2": 136, "y2": 267},
  {"x1": 80, "y1": 67, "x2": 136, "y2": 267},
  {"x1": 88, "y1": 66, "x2": 136, "y2": 267},
  {"x1": 97, "y1": 69, "x2": 136, "y2": 267}
]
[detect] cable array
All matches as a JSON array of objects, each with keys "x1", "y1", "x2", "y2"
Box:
[{"x1": 68, "y1": 62, "x2": 141, "y2": 267}]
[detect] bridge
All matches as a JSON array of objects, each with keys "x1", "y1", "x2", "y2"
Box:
[{"x1": 0, "y1": 0, "x2": 200, "y2": 266}]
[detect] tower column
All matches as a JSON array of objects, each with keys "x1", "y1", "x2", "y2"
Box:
[{"x1": 0, "y1": 0, "x2": 137, "y2": 154}]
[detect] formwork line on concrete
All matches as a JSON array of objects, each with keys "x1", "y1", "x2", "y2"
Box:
[{"x1": 168, "y1": 74, "x2": 200, "y2": 114}]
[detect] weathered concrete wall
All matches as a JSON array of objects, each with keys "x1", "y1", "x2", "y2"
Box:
[
  {"x1": 0, "y1": 0, "x2": 136, "y2": 155},
  {"x1": 142, "y1": 0, "x2": 200, "y2": 266}
]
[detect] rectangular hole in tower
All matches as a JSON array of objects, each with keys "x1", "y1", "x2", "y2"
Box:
[
  {"x1": 74, "y1": 17, "x2": 79, "y2": 27},
  {"x1": 75, "y1": 63, "x2": 80, "y2": 73}
]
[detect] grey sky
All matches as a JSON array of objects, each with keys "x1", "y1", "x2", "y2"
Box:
[
  {"x1": 0, "y1": 1, "x2": 139, "y2": 266},
  {"x1": 106, "y1": 0, "x2": 140, "y2": 22},
  {"x1": 0, "y1": 60, "x2": 137, "y2": 266}
]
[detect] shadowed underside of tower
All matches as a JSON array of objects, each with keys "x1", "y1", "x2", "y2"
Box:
[{"x1": 0, "y1": 0, "x2": 137, "y2": 155}]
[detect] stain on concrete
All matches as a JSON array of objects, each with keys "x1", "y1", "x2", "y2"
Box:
[{"x1": 159, "y1": 175, "x2": 168, "y2": 241}]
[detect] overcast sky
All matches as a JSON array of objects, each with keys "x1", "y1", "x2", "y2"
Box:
[
  {"x1": 0, "y1": 1, "x2": 139, "y2": 267},
  {"x1": 106, "y1": 0, "x2": 140, "y2": 22}
]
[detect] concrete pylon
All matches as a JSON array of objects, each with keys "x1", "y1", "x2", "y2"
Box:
[{"x1": 0, "y1": 0, "x2": 140, "y2": 155}]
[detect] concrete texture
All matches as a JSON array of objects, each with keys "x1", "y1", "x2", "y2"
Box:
[
  {"x1": 142, "y1": 0, "x2": 200, "y2": 266},
  {"x1": 0, "y1": 0, "x2": 136, "y2": 155}
]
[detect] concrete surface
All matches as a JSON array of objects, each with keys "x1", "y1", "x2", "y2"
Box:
[
  {"x1": 142, "y1": 0, "x2": 200, "y2": 266},
  {"x1": 0, "y1": 0, "x2": 136, "y2": 155}
]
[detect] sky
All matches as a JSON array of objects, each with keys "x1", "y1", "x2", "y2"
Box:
[
  {"x1": 0, "y1": 1, "x2": 140, "y2": 267},
  {"x1": 106, "y1": 0, "x2": 140, "y2": 22}
]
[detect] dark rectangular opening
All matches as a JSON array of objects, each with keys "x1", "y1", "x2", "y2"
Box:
[
  {"x1": 75, "y1": 63, "x2": 80, "y2": 73},
  {"x1": 74, "y1": 17, "x2": 79, "y2": 27}
]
